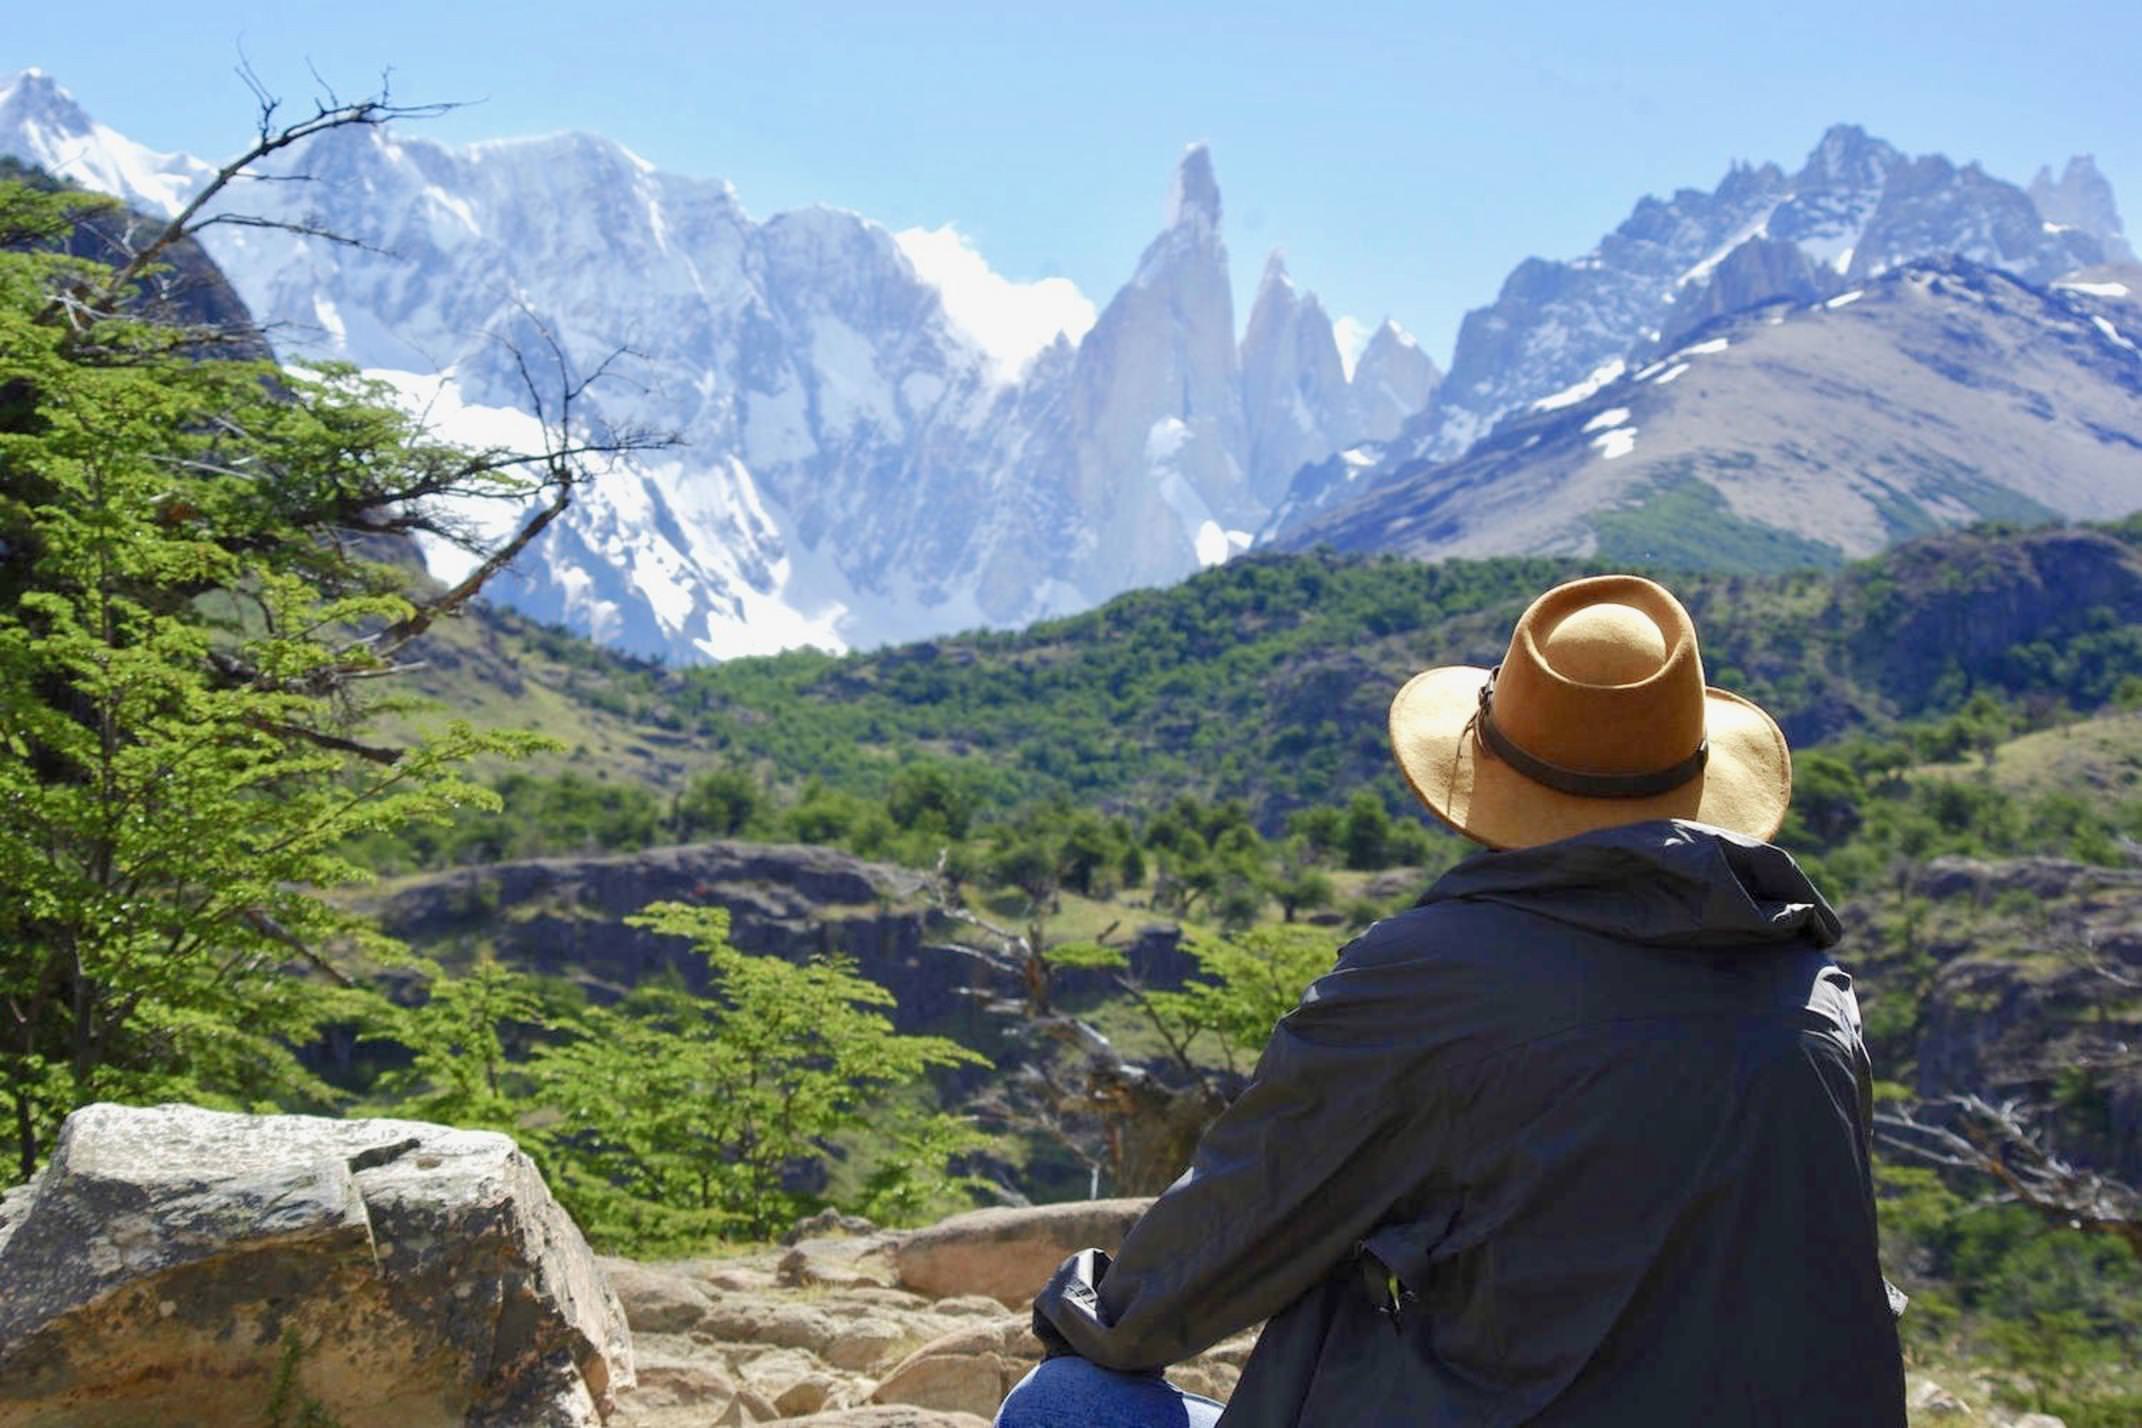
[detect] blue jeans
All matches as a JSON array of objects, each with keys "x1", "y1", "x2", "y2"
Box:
[{"x1": 994, "y1": 1355, "x2": 1225, "y2": 1427}]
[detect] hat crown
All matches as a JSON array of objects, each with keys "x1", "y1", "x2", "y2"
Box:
[
  {"x1": 1538, "y1": 603, "x2": 1668, "y2": 686},
  {"x1": 1494, "y1": 577, "x2": 1707, "y2": 778}
]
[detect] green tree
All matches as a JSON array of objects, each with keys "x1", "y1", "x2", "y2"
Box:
[
  {"x1": 885, "y1": 761, "x2": 974, "y2": 839},
  {"x1": 1270, "y1": 867, "x2": 1335, "y2": 922},
  {"x1": 1341, "y1": 790, "x2": 1393, "y2": 869},
  {"x1": 533, "y1": 903, "x2": 987, "y2": 1242},
  {"x1": 1057, "y1": 810, "x2": 1120, "y2": 897},
  {"x1": 364, "y1": 954, "x2": 548, "y2": 1132},
  {"x1": 674, "y1": 765, "x2": 762, "y2": 840},
  {"x1": 0, "y1": 108, "x2": 661, "y2": 1181}
]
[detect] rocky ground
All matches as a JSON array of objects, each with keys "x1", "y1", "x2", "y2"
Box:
[
  {"x1": 598, "y1": 1213, "x2": 2062, "y2": 1428},
  {"x1": 602, "y1": 1203, "x2": 1254, "y2": 1427}
]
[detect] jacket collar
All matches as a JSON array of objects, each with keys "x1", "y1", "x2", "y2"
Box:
[{"x1": 1420, "y1": 818, "x2": 1841, "y2": 950}]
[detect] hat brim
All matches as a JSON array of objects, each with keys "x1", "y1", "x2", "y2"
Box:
[{"x1": 1388, "y1": 665, "x2": 1792, "y2": 850}]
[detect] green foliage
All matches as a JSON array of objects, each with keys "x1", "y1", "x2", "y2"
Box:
[
  {"x1": 1589, "y1": 470, "x2": 1849, "y2": 574},
  {"x1": 1127, "y1": 925, "x2": 1338, "y2": 1077},
  {"x1": 0, "y1": 176, "x2": 552, "y2": 1181},
  {"x1": 852, "y1": 1108, "x2": 999, "y2": 1227},
  {"x1": 531, "y1": 903, "x2": 986, "y2": 1245},
  {"x1": 362, "y1": 954, "x2": 548, "y2": 1133},
  {"x1": 1878, "y1": 1162, "x2": 2142, "y2": 1422},
  {"x1": 674, "y1": 765, "x2": 764, "y2": 840}
]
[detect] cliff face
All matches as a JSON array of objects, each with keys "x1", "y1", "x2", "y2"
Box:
[
  {"x1": 368, "y1": 842, "x2": 978, "y2": 1032},
  {"x1": 360, "y1": 838, "x2": 1189, "y2": 1049},
  {"x1": 1847, "y1": 855, "x2": 2142, "y2": 1183}
]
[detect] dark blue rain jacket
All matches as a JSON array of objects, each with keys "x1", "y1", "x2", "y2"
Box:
[{"x1": 1034, "y1": 819, "x2": 1907, "y2": 1426}]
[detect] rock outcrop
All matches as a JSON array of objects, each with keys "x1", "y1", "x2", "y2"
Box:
[
  {"x1": 0, "y1": 1103, "x2": 631, "y2": 1428},
  {"x1": 1852, "y1": 854, "x2": 2142, "y2": 1182}
]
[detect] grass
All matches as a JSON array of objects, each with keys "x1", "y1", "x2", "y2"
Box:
[
  {"x1": 1917, "y1": 708, "x2": 2142, "y2": 800},
  {"x1": 1589, "y1": 468, "x2": 1847, "y2": 574},
  {"x1": 374, "y1": 604, "x2": 697, "y2": 790}
]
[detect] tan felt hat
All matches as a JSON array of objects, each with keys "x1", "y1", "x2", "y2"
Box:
[{"x1": 1388, "y1": 574, "x2": 1792, "y2": 850}]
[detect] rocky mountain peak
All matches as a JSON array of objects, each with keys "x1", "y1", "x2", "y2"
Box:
[
  {"x1": 0, "y1": 68, "x2": 89, "y2": 133},
  {"x1": 0, "y1": 67, "x2": 208, "y2": 218},
  {"x1": 1167, "y1": 141, "x2": 1223, "y2": 233},
  {"x1": 1796, "y1": 122, "x2": 1902, "y2": 190},
  {"x1": 1256, "y1": 247, "x2": 1293, "y2": 293},
  {"x1": 1349, "y1": 319, "x2": 1442, "y2": 444},
  {"x1": 2031, "y1": 154, "x2": 2136, "y2": 263}
]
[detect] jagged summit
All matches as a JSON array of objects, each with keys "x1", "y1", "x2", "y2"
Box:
[
  {"x1": 1257, "y1": 248, "x2": 1292, "y2": 290},
  {"x1": 1167, "y1": 142, "x2": 1222, "y2": 232},
  {"x1": 2032, "y1": 154, "x2": 2135, "y2": 263},
  {"x1": 0, "y1": 68, "x2": 85, "y2": 124},
  {"x1": 1304, "y1": 119, "x2": 2121, "y2": 483},
  {"x1": 0, "y1": 67, "x2": 209, "y2": 217},
  {"x1": 1796, "y1": 122, "x2": 1901, "y2": 188}
]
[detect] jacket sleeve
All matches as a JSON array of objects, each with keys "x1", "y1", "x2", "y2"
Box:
[{"x1": 1032, "y1": 954, "x2": 1439, "y2": 1370}]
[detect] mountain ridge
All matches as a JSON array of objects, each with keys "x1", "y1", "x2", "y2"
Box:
[
  {"x1": 0, "y1": 73, "x2": 1435, "y2": 660},
  {"x1": 1272, "y1": 257, "x2": 2142, "y2": 570},
  {"x1": 4, "y1": 70, "x2": 2131, "y2": 663}
]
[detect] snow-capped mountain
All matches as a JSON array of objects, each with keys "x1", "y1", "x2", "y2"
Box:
[
  {"x1": 1272, "y1": 259, "x2": 2142, "y2": 568},
  {"x1": 0, "y1": 69, "x2": 1432, "y2": 659},
  {"x1": 1262, "y1": 123, "x2": 2127, "y2": 542},
  {"x1": 1401, "y1": 127, "x2": 2103, "y2": 462}
]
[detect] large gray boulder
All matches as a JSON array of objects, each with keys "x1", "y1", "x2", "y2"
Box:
[{"x1": 0, "y1": 1102, "x2": 632, "y2": 1428}]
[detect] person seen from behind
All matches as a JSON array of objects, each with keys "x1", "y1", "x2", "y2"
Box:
[{"x1": 994, "y1": 573, "x2": 1908, "y2": 1426}]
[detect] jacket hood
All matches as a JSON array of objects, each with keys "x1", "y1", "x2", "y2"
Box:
[{"x1": 1420, "y1": 818, "x2": 1841, "y2": 950}]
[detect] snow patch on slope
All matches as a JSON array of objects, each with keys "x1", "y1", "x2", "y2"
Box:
[{"x1": 1532, "y1": 358, "x2": 1627, "y2": 412}]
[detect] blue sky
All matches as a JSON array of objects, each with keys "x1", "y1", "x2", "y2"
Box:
[{"x1": 12, "y1": 1, "x2": 2137, "y2": 364}]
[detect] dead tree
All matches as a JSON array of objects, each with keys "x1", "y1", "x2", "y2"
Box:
[{"x1": 930, "y1": 856, "x2": 1226, "y2": 1196}]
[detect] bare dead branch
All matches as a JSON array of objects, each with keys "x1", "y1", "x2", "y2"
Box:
[
  {"x1": 188, "y1": 211, "x2": 394, "y2": 256},
  {"x1": 1877, "y1": 1095, "x2": 2142, "y2": 1255},
  {"x1": 36, "y1": 68, "x2": 463, "y2": 332}
]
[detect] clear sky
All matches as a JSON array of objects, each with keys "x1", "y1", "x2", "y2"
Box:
[{"x1": 11, "y1": 1, "x2": 2137, "y2": 365}]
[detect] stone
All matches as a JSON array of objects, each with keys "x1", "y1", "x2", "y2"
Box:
[
  {"x1": 733, "y1": 1345, "x2": 845, "y2": 1414},
  {"x1": 2009, "y1": 1417, "x2": 2067, "y2": 1428},
  {"x1": 778, "y1": 1231, "x2": 902, "y2": 1289},
  {"x1": 0, "y1": 1102, "x2": 631, "y2": 1428},
  {"x1": 1907, "y1": 1376, "x2": 1973, "y2": 1416},
  {"x1": 623, "y1": 1349, "x2": 747, "y2": 1408},
  {"x1": 884, "y1": 1317, "x2": 1038, "y2": 1364},
  {"x1": 869, "y1": 1353, "x2": 1008, "y2": 1418},
  {"x1": 774, "y1": 1373, "x2": 840, "y2": 1416},
  {"x1": 821, "y1": 1314, "x2": 910, "y2": 1372},
  {"x1": 785, "y1": 1207, "x2": 880, "y2": 1244},
  {"x1": 600, "y1": 1257, "x2": 715, "y2": 1334},
  {"x1": 701, "y1": 1298, "x2": 842, "y2": 1355},
  {"x1": 867, "y1": 1318, "x2": 1039, "y2": 1420},
  {"x1": 893, "y1": 1198, "x2": 1153, "y2": 1305},
  {"x1": 931, "y1": 1294, "x2": 1015, "y2": 1318}
]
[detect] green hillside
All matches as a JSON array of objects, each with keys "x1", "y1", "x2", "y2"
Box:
[{"x1": 404, "y1": 517, "x2": 2142, "y2": 830}]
